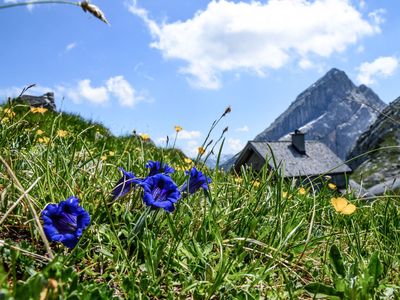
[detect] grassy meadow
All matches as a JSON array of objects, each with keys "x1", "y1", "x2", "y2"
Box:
[{"x1": 0, "y1": 101, "x2": 399, "y2": 299}]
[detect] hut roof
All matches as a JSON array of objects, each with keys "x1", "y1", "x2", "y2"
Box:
[{"x1": 237, "y1": 140, "x2": 351, "y2": 177}]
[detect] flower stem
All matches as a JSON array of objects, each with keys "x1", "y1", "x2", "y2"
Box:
[
  {"x1": 132, "y1": 206, "x2": 152, "y2": 236},
  {"x1": 0, "y1": 1, "x2": 80, "y2": 10},
  {"x1": 0, "y1": 156, "x2": 54, "y2": 259}
]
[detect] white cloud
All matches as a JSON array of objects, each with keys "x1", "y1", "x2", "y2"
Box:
[
  {"x1": 56, "y1": 76, "x2": 146, "y2": 107},
  {"x1": 177, "y1": 130, "x2": 201, "y2": 140},
  {"x1": 129, "y1": 0, "x2": 381, "y2": 89},
  {"x1": 368, "y1": 9, "x2": 385, "y2": 25},
  {"x1": 227, "y1": 138, "x2": 245, "y2": 153},
  {"x1": 235, "y1": 125, "x2": 249, "y2": 132},
  {"x1": 106, "y1": 76, "x2": 144, "y2": 107},
  {"x1": 156, "y1": 137, "x2": 167, "y2": 144},
  {"x1": 65, "y1": 42, "x2": 77, "y2": 52},
  {"x1": 76, "y1": 79, "x2": 109, "y2": 104},
  {"x1": 298, "y1": 58, "x2": 314, "y2": 70},
  {"x1": 0, "y1": 77, "x2": 147, "y2": 108},
  {"x1": 186, "y1": 140, "x2": 200, "y2": 157},
  {"x1": 357, "y1": 56, "x2": 399, "y2": 85}
]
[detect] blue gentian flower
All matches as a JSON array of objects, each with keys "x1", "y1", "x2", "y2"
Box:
[
  {"x1": 180, "y1": 167, "x2": 212, "y2": 195},
  {"x1": 111, "y1": 168, "x2": 141, "y2": 200},
  {"x1": 141, "y1": 174, "x2": 181, "y2": 212},
  {"x1": 41, "y1": 196, "x2": 90, "y2": 249},
  {"x1": 146, "y1": 160, "x2": 174, "y2": 177}
]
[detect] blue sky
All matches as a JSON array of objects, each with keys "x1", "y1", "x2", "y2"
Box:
[{"x1": 1, "y1": 0, "x2": 399, "y2": 157}]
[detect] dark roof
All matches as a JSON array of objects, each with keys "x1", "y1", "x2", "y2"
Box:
[{"x1": 237, "y1": 140, "x2": 351, "y2": 177}]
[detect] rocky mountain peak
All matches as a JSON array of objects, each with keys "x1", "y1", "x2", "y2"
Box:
[
  {"x1": 322, "y1": 67, "x2": 352, "y2": 83},
  {"x1": 254, "y1": 68, "x2": 386, "y2": 159},
  {"x1": 356, "y1": 84, "x2": 383, "y2": 107},
  {"x1": 222, "y1": 68, "x2": 387, "y2": 170},
  {"x1": 310, "y1": 67, "x2": 355, "y2": 93}
]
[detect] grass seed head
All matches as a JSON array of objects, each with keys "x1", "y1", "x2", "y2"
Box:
[{"x1": 80, "y1": 1, "x2": 109, "y2": 25}]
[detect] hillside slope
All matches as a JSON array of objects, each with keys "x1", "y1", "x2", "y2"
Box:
[
  {"x1": 348, "y1": 97, "x2": 400, "y2": 192},
  {"x1": 0, "y1": 101, "x2": 187, "y2": 169}
]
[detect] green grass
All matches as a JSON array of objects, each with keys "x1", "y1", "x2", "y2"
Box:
[{"x1": 0, "y1": 102, "x2": 399, "y2": 299}]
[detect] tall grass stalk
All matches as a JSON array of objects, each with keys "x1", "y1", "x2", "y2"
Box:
[{"x1": 0, "y1": 102, "x2": 399, "y2": 298}]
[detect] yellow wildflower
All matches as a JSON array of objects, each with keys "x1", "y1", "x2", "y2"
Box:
[
  {"x1": 36, "y1": 129, "x2": 44, "y2": 135},
  {"x1": 184, "y1": 158, "x2": 192, "y2": 164},
  {"x1": 198, "y1": 147, "x2": 206, "y2": 155},
  {"x1": 56, "y1": 130, "x2": 69, "y2": 138},
  {"x1": 253, "y1": 180, "x2": 260, "y2": 188},
  {"x1": 4, "y1": 108, "x2": 15, "y2": 118},
  {"x1": 108, "y1": 151, "x2": 115, "y2": 156},
  {"x1": 175, "y1": 125, "x2": 183, "y2": 132},
  {"x1": 37, "y1": 136, "x2": 50, "y2": 144},
  {"x1": 282, "y1": 191, "x2": 293, "y2": 199},
  {"x1": 331, "y1": 197, "x2": 356, "y2": 215},
  {"x1": 328, "y1": 183, "x2": 336, "y2": 190},
  {"x1": 30, "y1": 107, "x2": 48, "y2": 114},
  {"x1": 140, "y1": 133, "x2": 150, "y2": 141},
  {"x1": 101, "y1": 155, "x2": 107, "y2": 161},
  {"x1": 234, "y1": 177, "x2": 243, "y2": 184},
  {"x1": 298, "y1": 187, "x2": 307, "y2": 195}
]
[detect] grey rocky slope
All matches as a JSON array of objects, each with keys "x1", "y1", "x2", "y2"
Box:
[
  {"x1": 254, "y1": 68, "x2": 386, "y2": 159},
  {"x1": 348, "y1": 97, "x2": 400, "y2": 192},
  {"x1": 222, "y1": 68, "x2": 386, "y2": 170}
]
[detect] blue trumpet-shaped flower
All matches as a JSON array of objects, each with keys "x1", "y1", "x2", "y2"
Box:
[
  {"x1": 141, "y1": 174, "x2": 181, "y2": 212},
  {"x1": 41, "y1": 196, "x2": 90, "y2": 249},
  {"x1": 111, "y1": 168, "x2": 141, "y2": 200},
  {"x1": 146, "y1": 160, "x2": 174, "y2": 177},
  {"x1": 180, "y1": 167, "x2": 212, "y2": 195}
]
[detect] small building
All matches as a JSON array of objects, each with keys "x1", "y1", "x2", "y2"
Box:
[
  {"x1": 16, "y1": 92, "x2": 56, "y2": 111},
  {"x1": 234, "y1": 130, "x2": 352, "y2": 188}
]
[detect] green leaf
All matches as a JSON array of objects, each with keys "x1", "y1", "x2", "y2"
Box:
[
  {"x1": 329, "y1": 245, "x2": 346, "y2": 277},
  {"x1": 367, "y1": 252, "x2": 383, "y2": 288},
  {"x1": 349, "y1": 259, "x2": 359, "y2": 278},
  {"x1": 305, "y1": 283, "x2": 343, "y2": 297}
]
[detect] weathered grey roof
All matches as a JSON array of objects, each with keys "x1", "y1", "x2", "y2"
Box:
[{"x1": 242, "y1": 140, "x2": 351, "y2": 177}]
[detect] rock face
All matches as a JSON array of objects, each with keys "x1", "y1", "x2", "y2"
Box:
[
  {"x1": 221, "y1": 68, "x2": 386, "y2": 170},
  {"x1": 348, "y1": 97, "x2": 400, "y2": 192},
  {"x1": 18, "y1": 92, "x2": 56, "y2": 110},
  {"x1": 254, "y1": 68, "x2": 386, "y2": 159}
]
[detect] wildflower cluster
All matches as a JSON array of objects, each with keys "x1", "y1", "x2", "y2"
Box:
[
  {"x1": 112, "y1": 160, "x2": 211, "y2": 212},
  {"x1": 40, "y1": 160, "x2": 211, "y2": 249},
  {"x1": 30, "y1": 107, "x2": 48, "y2": 114}
]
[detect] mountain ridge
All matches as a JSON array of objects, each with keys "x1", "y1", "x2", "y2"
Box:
[
  {"x1": 254, "y1": 68, "x2": 386, "y2": 159},
  {"x1": 222, "y1": 68, "x2": 386, "y2": 170}
]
